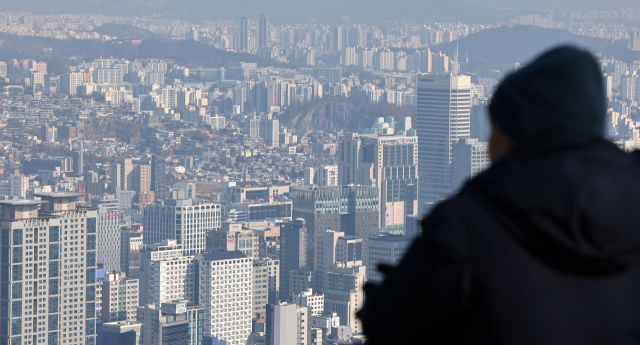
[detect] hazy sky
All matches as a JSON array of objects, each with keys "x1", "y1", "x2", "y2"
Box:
[{"x1": 468, "y1": 0, "x2": 640, "y2": 12}]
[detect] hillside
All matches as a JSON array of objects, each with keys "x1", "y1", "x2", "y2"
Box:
[
  {"x1": 431, "y1": 25, "x2": 640, "y2": 76},
  {"x1": 83, "y1": 116, "x2": 147, "y2": 142},
  {"x1": 0, "y1": 33, "x2": 287, "y2": 74},
  {"x1": 94, "y1": 23, "x2": 165, "y2": 40},
  {"x1": 280, "y1": 98, "x2": 414, "y2": 132}
]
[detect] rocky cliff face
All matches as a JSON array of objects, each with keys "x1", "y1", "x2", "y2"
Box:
[{"x1": 280, "y1": 99, "x2": 415, "y2": 132}]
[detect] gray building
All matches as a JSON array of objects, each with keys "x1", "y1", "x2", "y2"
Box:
[
  {"x1": 102, "y1": 321, "x2": 143, "y2": 345},
  {"x1": 137, "y1": 301, "x2": 204, "y2": 345},
  {"x1": 266, "y1": 303, "x2": 297, "y2": 345},
  {"x1": 93, "y1": 194, "x2": 122, "y2": 272},
  {"x1": 279, "y1": 219, "x2": 308, "y2": 301}
]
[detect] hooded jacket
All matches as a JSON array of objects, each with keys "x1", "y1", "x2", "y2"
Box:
[{"x1": 357, "y1": 139, "x2": 640, "y2": 344}]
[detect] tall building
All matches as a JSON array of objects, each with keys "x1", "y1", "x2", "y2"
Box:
[
  {"x1": 260, "y1": 116, "x2": 280, "y2": 147},
  {"x1": 323, "y1": 265, "x2": 366, "y2": 333},
  {"x1": 143, "y1": 199, "x2": 221, "y2": 255},
  {"x1": 252, "y1": 258, "x2": 280, "y2": 317},
  {"x1": 92, "y1": 194, "x2": 121, "y2": 272},
  {"x1": 73, "y1": 141, "x2": 84, "y2": 175},
  {"x1": 417, "y1": 74, "x2": 471, "y2": 206},
  {"x1": 366, "y1": 234, "x2": 411, "y2": 283},
  {"x1": 279, "y1": 219, "x2": 308, "y2": 301},
  {"x1": 137, "y1": 301, "x2": 204, "y2": 345},
  {"x1": 151, "y1": 155, "x2": 167, "y2": 200},
  {"x1": 237, "y1": 16, "x2": 249, "y2": 52},
  {"x1": 172, "y1": 182, "x2": 196, "y2": 199},
  {"x1": 101, "y1": 272, "x2": 139, "y2": 323},
  {"x1": 631, "y1": 31, "x2": 640, "y2": 52},
  {"x1": 258, "y1": 15, "x2": 269, "y2": 48},
  {"x1": 338, "y1": 131, "x2": 419, "y2": 232},
  {"x1": 291, "y1": 185, "x2": 379, "y2": 270},
  {"x1": 0, "y1": 192, "x2": 98, "y2": 345},
  {"x1": 196, "y1": 251, "x2": 253, "y2": 345},
  {"x1": 265, "y1": 303, "x2": 311, "y2": 345},
  {"x1": 451, "y1": 138, "x2": 490, "y2": 192},
  {"x1": 148, "y1": 255, "x2": 196, "y2": 307},
  {"x1": 138, "y1": 240, "x2": 185, "y2": 305}
]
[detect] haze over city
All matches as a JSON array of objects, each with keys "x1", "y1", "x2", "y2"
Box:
[{"x1": 0, "y1": 0, "x2": 639, "y2": 345}]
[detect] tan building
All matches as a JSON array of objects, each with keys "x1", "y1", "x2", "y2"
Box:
[{"x1": 208, "y1": 222, "x2": 258, "y2": 257}]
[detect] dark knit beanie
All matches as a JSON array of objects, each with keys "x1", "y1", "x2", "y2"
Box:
[{"x1": 489, "y1": 46, "x2": 606, "y2": 144}]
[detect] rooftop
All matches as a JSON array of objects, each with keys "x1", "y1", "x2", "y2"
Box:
[
  {"x1": 0, "y1": 199, "x2": 47, "y2": 206},
  {"x1": 32, "y1": 192, "x2": 84, "y2": 198},
  {"x1": 201, "y1": 250, "x2": 247, "y2": 261}
]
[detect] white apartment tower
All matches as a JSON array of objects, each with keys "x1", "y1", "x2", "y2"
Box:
[
  {"x1": 196, "y1": 251, "x2": 253, "y2": 345},
  {"x1": 148, "y1": 255, "x2": 196, "y2": 307},
  {"x1": 0, "y1": 192, "x2": 99, "y2": 345},
  {"x1": 417, "y1": 74, "x2": 471, "y2": 206},
  {"x1": 143, "y1": 199, "x2": 221, "y2": 255}
]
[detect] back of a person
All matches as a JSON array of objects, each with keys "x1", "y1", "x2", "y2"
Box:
[{"x1": 358, "y1": 47, "x2": 640, "y2": 344}]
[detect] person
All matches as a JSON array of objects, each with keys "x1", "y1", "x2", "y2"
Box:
[{"x1": 357, "y1": 46, "x2": 640, "y2": 344}]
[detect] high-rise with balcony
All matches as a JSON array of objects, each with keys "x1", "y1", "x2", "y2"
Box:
[
  {"x1": 0, "y1": 192, "x2": 99, "y2": 345},
  {"x1": 417, "y1": 74, "x2": 471, "y2": 206}
]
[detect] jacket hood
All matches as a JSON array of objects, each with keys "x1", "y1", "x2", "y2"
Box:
[{"x1": 464, "y1": 139, "x2": 640, "y2": 275}]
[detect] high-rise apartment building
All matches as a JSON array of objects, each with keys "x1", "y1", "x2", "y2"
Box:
[
  {"x1": 73, "y1": 141, "x2": 84, "y2": 175},
  {"x1": 451, "y1": 138, "x2": 490, "y2": 192},
  {"x1": 92, "y1": 195, "x2": 121, "y2": 272},
  {"x1": 101, "y1": 272, "x2": 139, "y2": 323},
  {"x1": 143, "y1": 199, "x2": 221, "y2": 255},
  {"x1": 148, "y1": 255, "x2": 196, "y2": 307},
  {"x1": 279, "y1": 219, "x2": 308, "y2": 301},
  {"x1": 138, "y1": 240, "x2": 185, "y2": 306},
  {"x1": 291, "y1": 185, "x2": 379, "y2": 270},
  {"x1": 196, "y1": 251, "x2": 253, "y2": 345},
  {"x1": 0, "y1": 192, "x2": 98, "y2": 345},
  {"x1": 417, "y1": 74, "x2": 471, "y2": 205},
  {"x1": 260, "y1": 116, "x2": 280, "y2": 147},
  {"x1": 338, "y1": 131, "x2": 419, "y2": 232},
  {"x1": 258, "y1": 15, "x2": 268, "y2": 48},
  {"x1": 237, "y1": 17, "x2": 249, "y2": 52}
]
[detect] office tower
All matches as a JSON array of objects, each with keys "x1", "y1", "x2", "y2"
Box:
[
  {"x1": 151, "y1": 155, "x2": 167, "y2": 200},
  {"x1": 237, "y1": 16, "x2": 249, "y2": 52},
  {"x1": 304, "y1": 168, "x2": 316, "y2": 186},
  {"x1": 92, "y1": 194, "x2": 121, "y2": 272},
  {"x1": 111, "y1": 163, "x2": 122, "y2": 191},
  {"x1": 258, "y1": 15, "x2": 268, "y2": 48},
  {"x1": 73, "y1": 141, "x2": 84, "y2": 175},
  {"x1": 265, "y1": 303, "x2": 298, "y2": 345},
  {"x1": 138, "y1": 240, "x2": 185, "y2": 305},
  {"x1": 292, "y1": 288, "x2": 324, "y2": 316},
  {"x1": 102, "y1": 321, "x2": 143, "y2": 345},
  {"x1": 471, "y1": 99, "x2": 490, "y2": 142},
  {"x1": 338, "y1": 132, "x2": 419, "y2": 232},
  {"x1": 120, "y1": 229, "x2": 131, "y2": 274},
  {"x1": 137, "y1": 301, "x2": 204, "y2": 345},
  {"x1": 317, "y1": 165, "x2": 338, "y2": 186},
  {"x1": 143, "y1": 199, "x2": 221, "y2": 255},
  {"x1": 451, "y1": 138, "x2": 490, "y2": 192},
  {"x1": 317, "y1": 230, "x2": 343, "y2": 292},
  {"x1": 5, "y1": 173, "x2": 29, "y2": 198},
  {"x1": 289, "y1": 267, "x2": 319, "y2": 298},
  {"x1": 260, "y1": 116, "x2": 280, "y2": 147},
  {"x1": 291, "y1": 186, "x2": 379, "y2": 270},
  {"x1": 133, "y1": 164, "x2": 151, "y2": 194},
  {"x1": 417, "y1": 74, "x2": 471, "y2": 205},
  {"x1": 0, "y1": 192, "x2": 98, "y2": 345},
  {"x1": 252, "y1": 258, "x2": 280, "y2": 317},
  {"x1": 323, "y1": 265, "x2": 366, "y2": 332},
  {"x1": 196, "y1": 252, "x2": 253, "y2": 345},
  {"x1": 366, "y1": 234, "x2": 411, "y2": 283},
  {"x1": 101, "y1": 272, "x2": 139, "y2": 323},
  {"x1": 172, "y1": 182, "x2": 196, "y2": 199},
  {"x1": 279, "y1": 219, "x2": 308, "y2": 301},
  {"x1": 208, "y1": 222, "x2": 258, "y2": 258}
]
